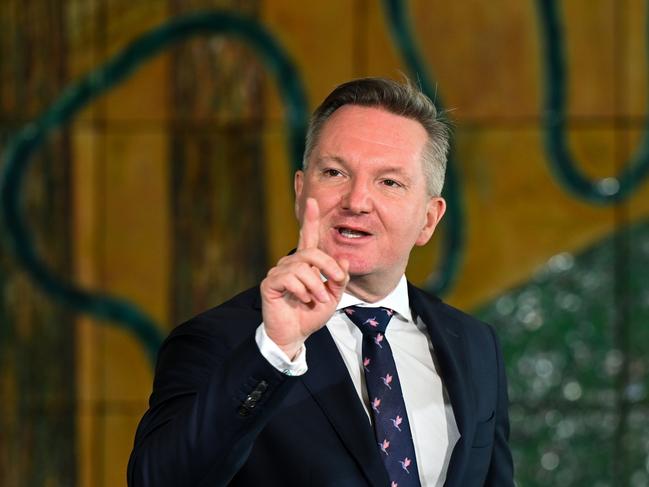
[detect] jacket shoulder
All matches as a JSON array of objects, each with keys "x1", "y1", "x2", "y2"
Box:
[
  {"x1": 408, "y1": 283, "x2": 496, "y2": 340},
  {"x1": 150, "y1": 286, "x2": 263, "y2": 399},
  {"x1": 169, "y1": 285, "x2": 262, "y2": 339}
]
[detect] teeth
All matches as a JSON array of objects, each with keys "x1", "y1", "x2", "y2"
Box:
[{"x1": 340, "y1": 228, "x2": 365, "y2": 239}]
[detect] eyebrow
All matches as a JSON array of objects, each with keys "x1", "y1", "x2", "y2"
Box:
[
  {"x1": 314, "y1": 155, "x2": 347, "y2": 167},
  {"x1": 315, "y1": 155, "x2": 414, "y2": 184}
]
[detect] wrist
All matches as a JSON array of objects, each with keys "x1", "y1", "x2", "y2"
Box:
[
  {"x1": 261, "y1": 325, "x2": 304, "y2": 361},
  {"x1": 256, "y1": 324, "x2": 308, "y2": 376},
  {"x1": 278, "y1": 342, "x2": 304, "y2": 361}
]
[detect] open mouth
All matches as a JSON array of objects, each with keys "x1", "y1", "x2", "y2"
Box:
[{"x1": 337, "y1": 227, "x2": 371, "y2": 239}]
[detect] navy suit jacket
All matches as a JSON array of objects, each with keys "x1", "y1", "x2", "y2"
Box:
[{"x1": 128, "y1": 283, "x2": 513, "y2": 486}]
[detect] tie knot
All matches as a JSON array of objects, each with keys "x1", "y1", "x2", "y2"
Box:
[{"x1": 343, "y1": 306, "x2": 395, "y2": 334}]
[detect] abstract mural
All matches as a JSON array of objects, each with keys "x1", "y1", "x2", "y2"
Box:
[{"x1": 1, "y1": 1, "x2": 649, "y2": 486}]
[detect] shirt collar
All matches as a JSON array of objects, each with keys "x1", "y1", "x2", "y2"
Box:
[{"x1": 337, "y1": 275, "x2": 412, "y2": 322}]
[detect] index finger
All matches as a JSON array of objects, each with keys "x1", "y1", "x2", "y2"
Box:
[{"x1": 297, "y1": 197, "x2": 320, "y2": 250}]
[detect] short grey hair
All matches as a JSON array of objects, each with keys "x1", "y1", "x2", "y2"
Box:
[{"x1": 303, "y1": 77, "x2": 450, "y2": 196}]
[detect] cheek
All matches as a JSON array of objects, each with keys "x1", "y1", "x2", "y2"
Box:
[
  {"x1": 313, "y1": 192, "x2": 340, "y2": 214},
  {"x1": 401, "y1": 212, "x2": 429, "y2": 245}
]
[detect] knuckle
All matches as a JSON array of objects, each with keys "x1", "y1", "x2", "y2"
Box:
[
  {"x1": 259, "y1": 279, "x2": 269, "y2": 293},
  {"x1": 297, "y1": 262, "x2": 314, "y2": 274},
  {"x1": 302, "y1": 246, "x2": 314, "y2": 257}
]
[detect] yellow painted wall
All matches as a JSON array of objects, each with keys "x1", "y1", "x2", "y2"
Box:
[{"x1": 2, "y1": 1, "x2": 648, "y2": 485}]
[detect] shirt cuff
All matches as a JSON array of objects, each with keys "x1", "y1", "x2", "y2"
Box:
[{"x1": 255, "y1": 323, "x2": 308, "y2": 376}]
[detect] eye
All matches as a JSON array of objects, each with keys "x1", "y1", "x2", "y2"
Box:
[
  {"x1": 323, "y1": 168, "x2": 342, "y2": 177},
  {"x1": 382, "y1": 179, "x2": 402, "y2": 188}
]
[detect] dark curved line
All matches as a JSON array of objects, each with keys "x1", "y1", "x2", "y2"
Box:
[
  {"x1": 381, "y1": 0, "x2": 465, "y2": 296},
  {"x1": 536, "y1": 0, "x2": 649, "y2": 204},
  {"x1": 0, "y1": 11, "x2": 308, "y2": 365}
]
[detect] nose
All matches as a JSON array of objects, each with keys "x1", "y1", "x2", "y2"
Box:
[{"x1": 341, "y1": 177, "x2": 372, "y2": 214}]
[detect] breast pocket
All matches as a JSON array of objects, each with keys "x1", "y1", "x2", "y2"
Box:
[{"x1": 472, "y1": 410, "x2": 495, "y2": 448}]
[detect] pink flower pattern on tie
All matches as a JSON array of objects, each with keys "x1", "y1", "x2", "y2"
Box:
[
  {"x1": 344, "y1": 306, "x2": 421, "y2": 486},
  {"x1": 372, "y1": 397, "x2": 381, "y2": 414},
  {"x1": 379, "y1": 439, "x2": 390, "y2": 456},
  {"x1": 365, "y1": 317, "x2": 379, "y2": 328},
  {"x1": 390, "y1": 415, "x2": 403, "y2": 431},
  {"x1": 399, "y1": 457, "x2": 412, "y2": 474}
]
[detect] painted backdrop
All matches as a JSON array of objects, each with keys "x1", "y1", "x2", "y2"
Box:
[{"x1": 1, "y1": 1, "x2": 649, "y2": 486}]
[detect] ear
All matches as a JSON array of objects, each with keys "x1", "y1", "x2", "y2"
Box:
[
  {"x1": 415, "y1": 196, "x2": 446, "y2": 246},
  {"x1": 294, "y1": 170, "x2": 304, "y2": 220}
]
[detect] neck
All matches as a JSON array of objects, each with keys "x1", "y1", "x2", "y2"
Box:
[{"x1": 344, "y1": 273, "x2": 403, "y2": 303}]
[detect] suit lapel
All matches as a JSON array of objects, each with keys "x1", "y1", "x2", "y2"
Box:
[
  {"x1": 300, "y1": 326, "x2": 389, "y2": 487},
  {"x1": 408, "y1": 283, "x2": 476, "y2": 486}
]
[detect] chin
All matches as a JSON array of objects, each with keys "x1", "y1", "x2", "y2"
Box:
[
  {"x1": 344, "y1": 258, "x2": 375, "y2": 277},
  {"x1": 324, "y1": 246, "x2": 381, "y2": 276}
]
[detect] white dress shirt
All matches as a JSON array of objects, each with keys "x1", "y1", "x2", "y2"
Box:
[{"x1": 256, "y1": 276, "x2": 460, "y2": 486}]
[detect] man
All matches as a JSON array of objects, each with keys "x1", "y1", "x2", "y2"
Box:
[{"x1": 128, "y1": 78, "x2": 514, "y2": 486}]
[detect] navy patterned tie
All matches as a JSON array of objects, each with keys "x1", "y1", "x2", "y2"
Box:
[{"x1": 344, "y1": 306, "x2": 421, "y2": 487}]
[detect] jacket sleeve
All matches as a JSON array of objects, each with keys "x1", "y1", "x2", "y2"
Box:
[
  {"x1": 127, "y1": 315, "x2": 298, "y2": 487},
  {"x1": 484, "y1": 325, "x2": 515, "y2": 486}
]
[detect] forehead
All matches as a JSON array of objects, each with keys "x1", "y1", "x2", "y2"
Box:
[{"x1": 313, "y1": 105, "x2": 428, "y2": 168}]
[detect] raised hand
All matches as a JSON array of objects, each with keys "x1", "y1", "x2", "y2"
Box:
[{"x1": 260, "y1": 198, "x2": 349, "y2": 358}]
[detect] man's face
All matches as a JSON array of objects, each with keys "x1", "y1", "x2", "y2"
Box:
[{"x1": 294, "y1": 105, "x2": 446, "y2": 287}]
